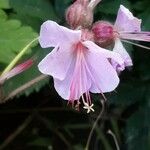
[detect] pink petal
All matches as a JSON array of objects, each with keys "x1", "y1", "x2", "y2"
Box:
[
  {"x1": 112, "y1": 39, "x2": 133, "y2": 70},
  {"x1": 39, "y1": 20, "x2": 81, "y2": 48},
  {"x1": 114, "y1": 5, "x2": 141, "y2": 32},
  {"x1": 38, "y1": 46, "x2": 73, "y2": 80},
  {"x1": 54, "y1": 56, "x2": 91, "y2": 100},
  {"x1": 0, "y1": 59, "x2": 33, "y2": 84},
  {"x1": 83, "y1": 41, "x2": 124, "y2": 67},
  {"x1": 83, "y1": 41, "x2": 120, "y2": 93},
  {"x1": 119, "y1": 31, "x2": 150, "y2": 42}
]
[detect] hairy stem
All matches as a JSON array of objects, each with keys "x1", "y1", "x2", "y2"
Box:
[{"x1": 1, "y1": 74, "x2": 48, "y2": 103}]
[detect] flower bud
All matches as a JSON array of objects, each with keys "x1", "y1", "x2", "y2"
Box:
[
  {"x1": 66, "y1": 0, "x2": 93, "y2": 29},
  {"x1": 0, "y1": 59, "x2": 33, "y2": 84},
  {"x1": 92, "y1": 21, "x2": 116, "y2": 47}
]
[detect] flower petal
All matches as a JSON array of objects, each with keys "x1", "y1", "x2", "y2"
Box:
[
  {"x1": 112, "y1": 38, "x2": 133, "y2": 71},
  {"x1": 54, "y1": 54, "x2": 91, "y2": 100},
  {"x1": 83, "y1": 41, "x2": 120, "y2": 93},
  {"x1": 83, "y1": 41, "x2": 124, "y2": 67},
  {"x1": 39, "y1": 20, "x2": 81, "y2": 48},
  {"x1": 114, "y1": 5, "x2": 141, "y2": 32},
  {"x1": 38, "y1": 46, "x2": 73, "y2": 80}
]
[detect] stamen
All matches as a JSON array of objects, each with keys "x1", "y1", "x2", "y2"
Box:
[
  {"x1": 87, "y1": 91, "x2": 92, "y2": 105},
  {"x1": 83, "y1": 102, "x2": 94, "y2": 113},
  {"x1": 70, "y1": 43, "x2": 93, "y2": 110},
  {"x1": 81, "y1": 93, "x2": 94, "y2": 113},
  {"x1": 81, "y1": 95, "x2": 86, "y2": 104},
  {"x1": 75, "y1": 100, "x2": 81, "y2": 111},
  {"x1": 122, "y1": 39, "x2": 150, "y2": 50}
]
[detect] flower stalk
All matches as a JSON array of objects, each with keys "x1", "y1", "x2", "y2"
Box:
[
  {"x1": 85, "y1": 99, "x2": 105, "y2": 150},
  {"x1": 1, "y1": 37, "x2": 38, "y2": 76},
  {"x1": 107, "y1": 130, "x2": 120, "y2": 150}
]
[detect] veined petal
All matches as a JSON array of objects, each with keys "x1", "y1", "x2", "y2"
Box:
[
  {"x1": 83, "y1": 41, "x2": 124, "y2": 67},
  {"x1": 38, "y1": 46, "x2": 73, "y2": 80},
  {"x1": 114, "y1": 5, "x2": 141, "y2": 32},
  {"x1": 54, "y1": 66, "x2": 74, "y2": 100},
  {"x1": 113, "y1": 38, "x2": 133, "y2": 70},
  {"x1": 39, "y1": 20, "x2": 81, "y2": 48},
  {"x1": 83, "y1": 41, "x2": 120, "y2": 93},
  {"x1": 54, "y1": 52, "x2": 91, "y2": 100}
]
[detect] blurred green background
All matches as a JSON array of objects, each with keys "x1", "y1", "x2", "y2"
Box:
[{"x1": 0, "y1": 0, "x2": 150, "y2": 150}]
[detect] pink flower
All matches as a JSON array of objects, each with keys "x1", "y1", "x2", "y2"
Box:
[
  {"x1": 92, "y1": 5, "x2": 150, "y2": 73},
  {"x1": 113, "y1": 5, "x2": 150, "y2": 70},
  {"x1": 38, "y1": 20, "x2": 124, "y2": 111}
]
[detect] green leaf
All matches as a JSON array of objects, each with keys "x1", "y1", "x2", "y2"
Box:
[
  {"x1": 10, "y1": 13, "x2": 42, "y2": 32},
  {"x1": 0, "y1": 9, "x2": 7, "y2": 20},
  {"x1": 54, "y1": 0, "x2": 70, "y2": 18},
  {"x1": 138, "y1": 9, "x2": 150, "y2": 30},
  {"x1": 134, "y1": 43, "x2": 150, "y2": 80},
  {"x1": 0, "y1": 0, "x2": 10, "y2": 9},
  {"x1": 28, "y1": 137, "x2": 52, "y2": 147},
  {"x1": 0, "y1": 18, "x2": 38, "y2": 65},
  {"x1": 9, "y1": 0, "x2": 58, "y2": 21},
  {"x1": 107, "y1": 81, "x2": 145, "y2": 107},
  {"x1": 96, "y1": 0, "x2": 131, "y2": 15},
  {"x1": 0, "y1": 12, "x2": 49, "y2": 99},
  {"x1": 73, "y1": 145, "x2": 85, "y2": 150},
  {"x1": 125, "y1": 100, "x2": 150, "y2": 150},
  {"x1": 133, "y1": 0, "x2": 150, "y2": 12}
]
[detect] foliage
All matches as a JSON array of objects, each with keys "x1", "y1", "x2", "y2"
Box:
[{"x1": 0, "y1": 0, "x2": 149, "y2": 150}]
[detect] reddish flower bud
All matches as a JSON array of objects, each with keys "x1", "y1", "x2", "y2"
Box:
[
  {"x1": 66, "y1": 0, "x2": 93, "y2": 29},
  {"x1": 0, "y1": 59, "x2": 33, "y2": 84},
  {"x1": 92, "y1": 21, "x2": 117, "y2": 47}
]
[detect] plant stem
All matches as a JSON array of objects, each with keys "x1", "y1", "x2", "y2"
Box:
[
  {"x1": 37, "y1": 113, "x2": 72, "y2": 149},
  {"x1": 1, "y1": 74, "x2": 47, "y2": 103},
  {"x1": 107, "y1": 130, "x2": 120, "y2": 150},
  {"x1": 85, "y1": 99, "x2": 105, "y2": 150},
  {"x1": 0, "y1": 114, "x2": 34, "y2": 150},
  {"x1": 95, "y1": 128, "x2": 113, "y2": 150},
  {"x1": 1, "y1": 37, "x2": 38, "y2": 76}
]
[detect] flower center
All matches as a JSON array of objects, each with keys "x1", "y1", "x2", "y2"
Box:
[
  {"x1": 81, "y1": 29, "x2": 94, "y2": 42},
  {"x1": 69, "y1": 42, "x2": 95, "y2": 113}
]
